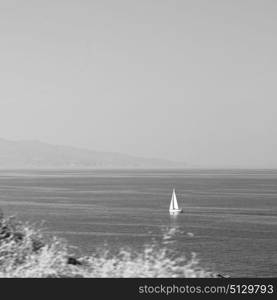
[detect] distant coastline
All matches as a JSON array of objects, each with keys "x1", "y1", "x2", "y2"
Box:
[{"x1": 0, "y1": 138, "x2": 186, "y2": 169}]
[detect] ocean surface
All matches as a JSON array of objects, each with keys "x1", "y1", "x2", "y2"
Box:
[{"x1": 0, "y1": 169, "x2": 277, "y2": 277}]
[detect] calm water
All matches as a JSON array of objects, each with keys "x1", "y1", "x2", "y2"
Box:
[{"x1": 0, "y1": 169, "x2": 277, "y2": 277}]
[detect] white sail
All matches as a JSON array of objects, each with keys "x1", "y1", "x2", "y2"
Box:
[
  {"x1": 172, "y1": 189, "x2": 179, "y2": 210},
  {"x1": 169, "y1": 189, "x2": 180, "y2": 211}
]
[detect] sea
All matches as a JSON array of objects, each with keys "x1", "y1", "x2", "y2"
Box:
[{"x1": 0, "y1": 169, "x2": 276, "y2": 277}]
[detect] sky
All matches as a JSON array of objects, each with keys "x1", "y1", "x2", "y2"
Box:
[{"x1": 0, "y1": 0, "x2": 276, "y2": 168}]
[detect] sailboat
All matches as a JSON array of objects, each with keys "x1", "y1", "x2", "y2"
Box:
[{"x1": 169, "y1": 189, "x2": 183, "y2": 214}]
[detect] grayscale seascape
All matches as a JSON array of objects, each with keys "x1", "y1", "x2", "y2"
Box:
[
  {"x1": 1, "y1": 0, "x2": 277, "y2": 280},
  {"x1": 1, "y1": 169, "x2": 276, "y2": 277}
]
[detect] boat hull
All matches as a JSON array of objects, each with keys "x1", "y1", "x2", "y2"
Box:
[{"x1": 169, "y1": 209, "x2": 183, "y2": 215}]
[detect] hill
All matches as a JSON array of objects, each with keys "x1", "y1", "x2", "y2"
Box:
[{"x1": 0, "y1": 138, "x2": 185, "y2": 169}]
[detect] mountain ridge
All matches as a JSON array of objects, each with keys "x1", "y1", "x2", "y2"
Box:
[{"x1": 0, "y1": 138, "x2": 186, "y2": 169}]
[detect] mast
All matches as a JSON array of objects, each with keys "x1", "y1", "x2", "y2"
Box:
[{"x1": 169, "y1": 190, "x2": 174, "y2": 210}]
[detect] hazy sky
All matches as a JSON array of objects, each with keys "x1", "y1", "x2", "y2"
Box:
[{"x1": 0, "y1": 0, "x2": 276, "y2": 167}]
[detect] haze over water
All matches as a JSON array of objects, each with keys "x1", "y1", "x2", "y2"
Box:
[
  {"x1": 1, "y1": 0, "x2": 277, "y2": 168},
  {"x1": 0, "y1": 169, "x2": 277, "y2": 277}
]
